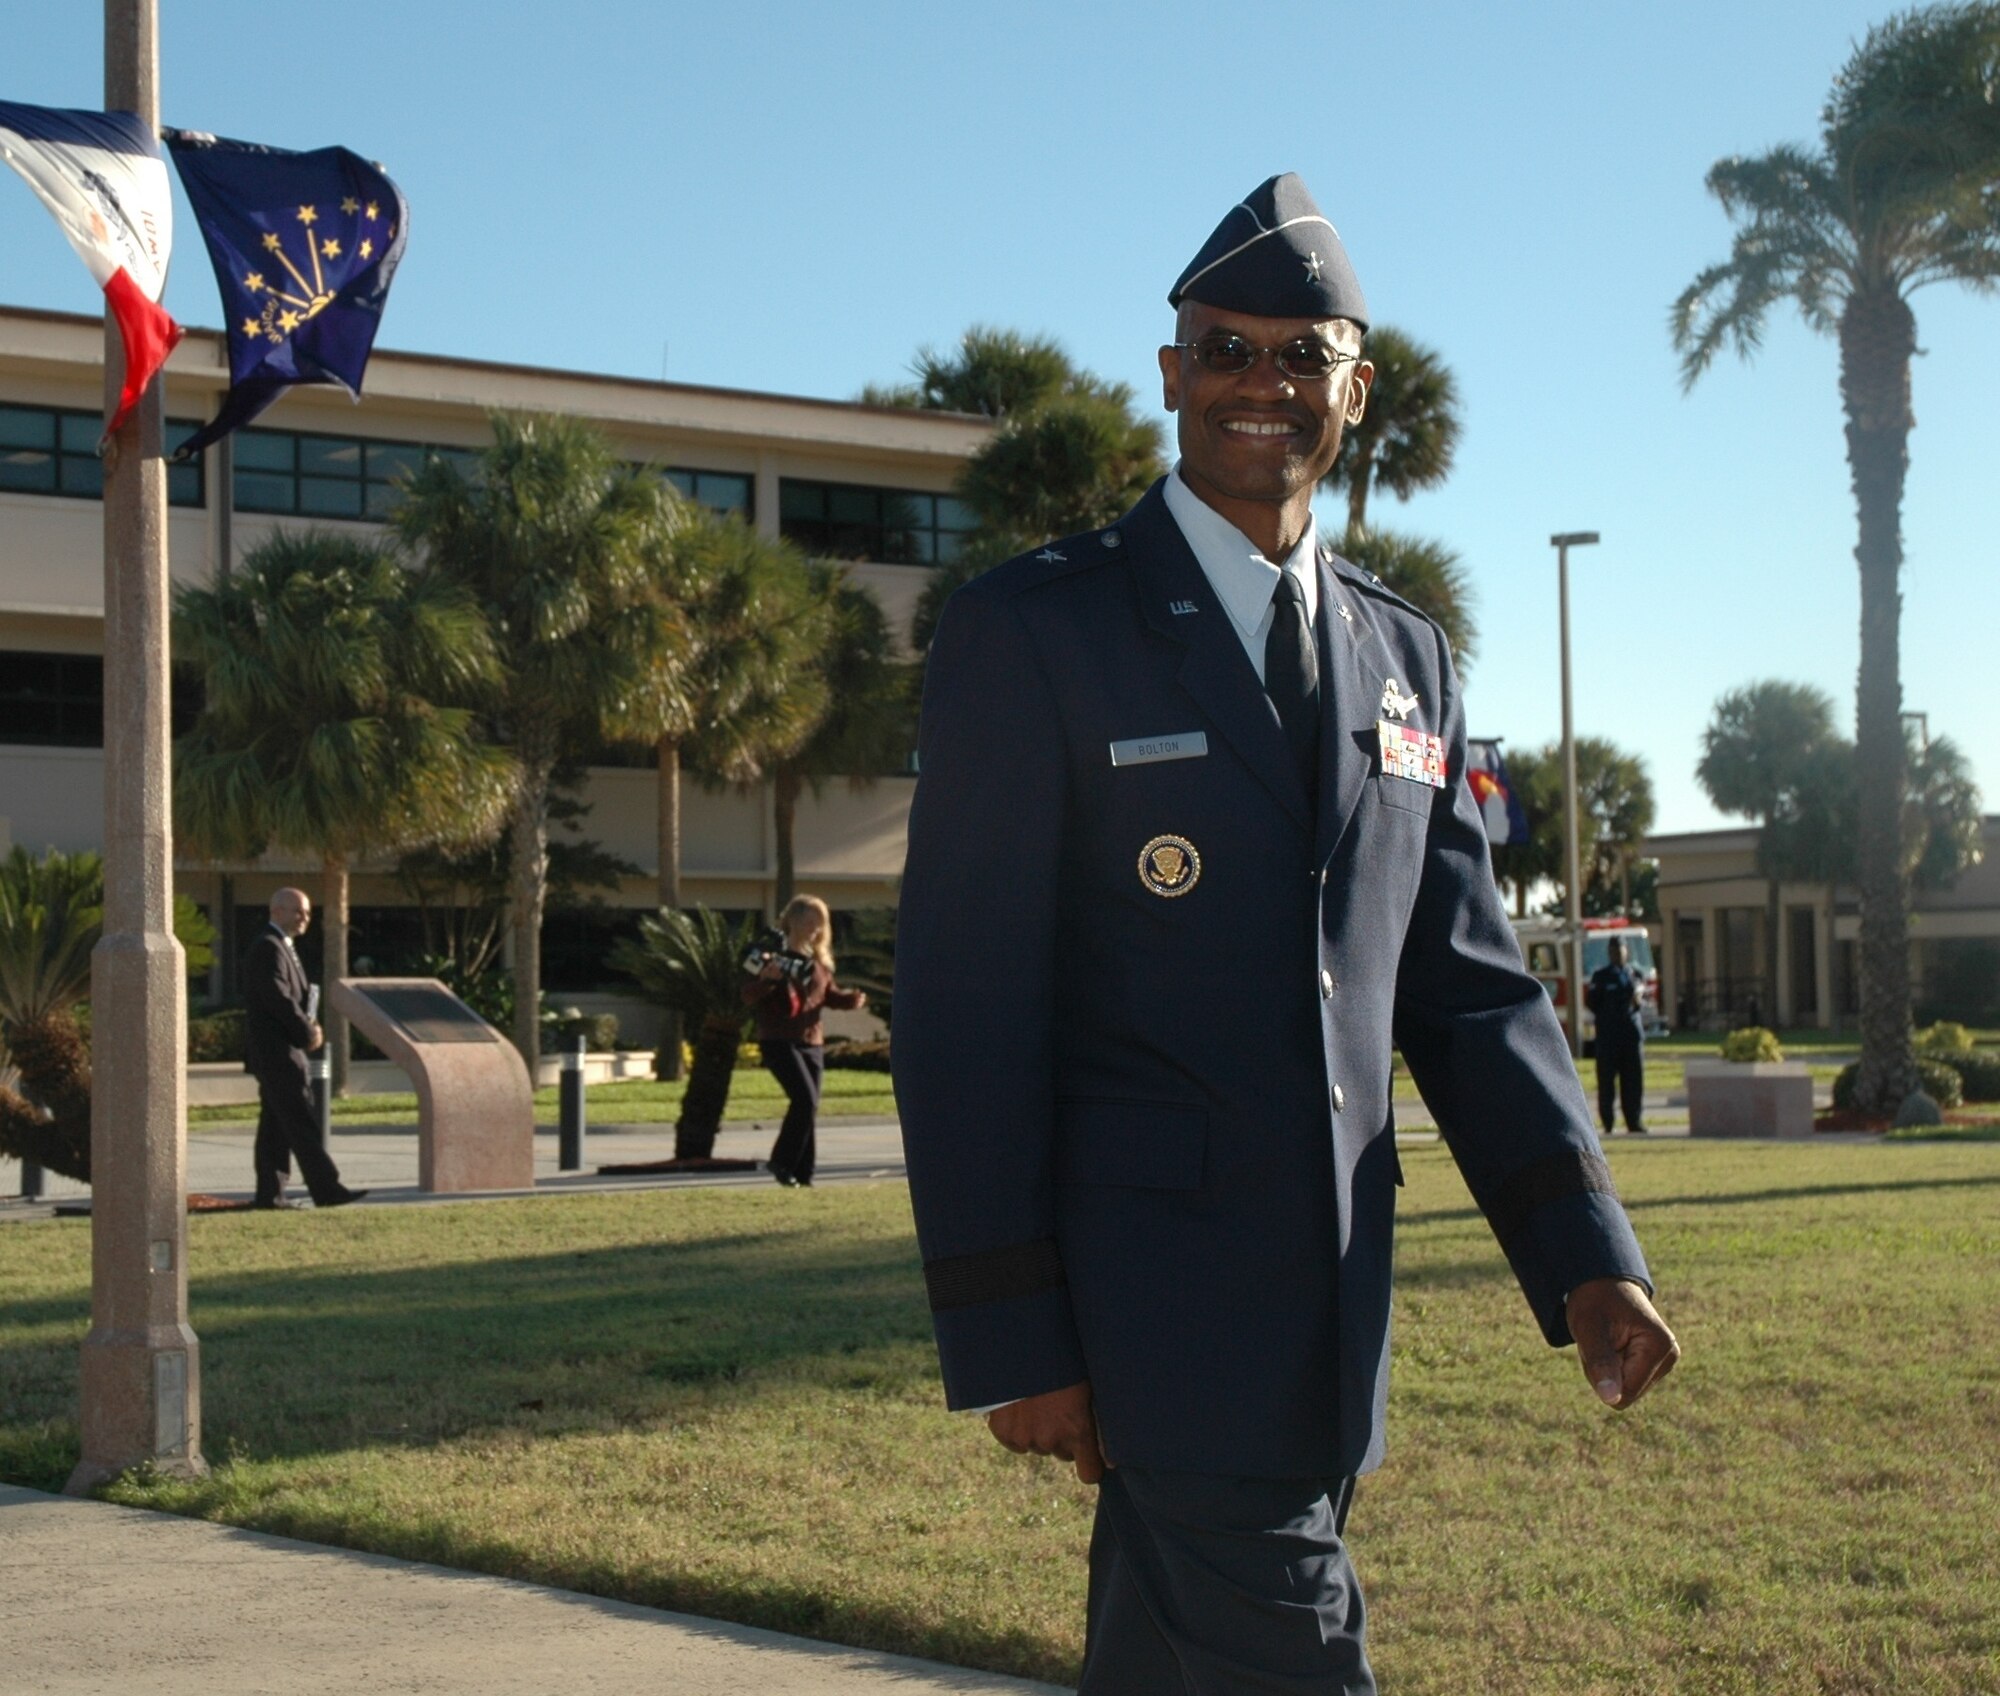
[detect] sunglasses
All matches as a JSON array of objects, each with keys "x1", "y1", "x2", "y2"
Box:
[{"x1": 1172, "y1": 333, "x2": 1361, "y2": 382}]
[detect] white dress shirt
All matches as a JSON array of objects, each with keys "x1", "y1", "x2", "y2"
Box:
[{"x1": 1161, "y1": 464, "x2": 1319, "y2": 682}]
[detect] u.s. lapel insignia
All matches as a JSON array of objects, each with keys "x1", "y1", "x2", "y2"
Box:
[
  {"x1": 1380, "y1": 677, "x2": 1419, "y2": 721},
  {"x1": 1138, "y1": 834, "x2": 1201, "y2": 898}
]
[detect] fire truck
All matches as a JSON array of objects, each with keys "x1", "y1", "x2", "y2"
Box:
[{"x1": 1509, "y1": 915, "x2": 1668, "y2": 1047}]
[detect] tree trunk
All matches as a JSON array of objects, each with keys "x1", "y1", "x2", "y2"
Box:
[
  {"x1": 653, "y1": 733, "x2": 684, "y2": 1081},
  {"x1": 1345, "y1": 447, "x2": 1372, "y2": 538},
  {"x1": 324, "y1": 853, "x2": 350, "y2": 1096},
  {"x1": 674, "y1": 1013, "x2": 743, "y2": 1158},
  {"x1": 510, "y1": 729, "x2": 557, "y2": 1075},
  {"x1": 656, "y1": 734, "x2": 682, "y2": 911},
  {"x1": 773, "y1": 766, "x2": 802, "y2": 910},
  {"x1": 1840, "y1": 290, "x2": 1917, "y2": 1114}
]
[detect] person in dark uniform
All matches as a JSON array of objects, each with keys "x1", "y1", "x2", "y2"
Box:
[
  {"x1": 1586, "y1": 937, "x2": 1648, "y2": 1135},
  {"x1": 742, "y1": 894, "x2": 867, "y2": 1187},
  {"x1": 893, "y1": 173, "x2": 1679, "y2": 1693},
  {"x1": 242, "y1": 888, "x2": 365, "y2": 1210}
]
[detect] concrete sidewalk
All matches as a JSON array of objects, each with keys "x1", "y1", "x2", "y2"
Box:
[{"x1": 0, "y1": 1485, "x2": 1068, "y2": 1695}]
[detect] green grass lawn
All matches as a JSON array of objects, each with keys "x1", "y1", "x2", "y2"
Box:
[
  {"x1": 4, "y1": 1142, "x2": 1997, "y2": 1692},
  {"x1": 187, "y1": 1067, "x2": 899, "y2": 1129}
]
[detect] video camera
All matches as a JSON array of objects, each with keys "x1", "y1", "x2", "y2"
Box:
[{"x1": 741, "y1": 929, "x2": 815, "y2": 988}]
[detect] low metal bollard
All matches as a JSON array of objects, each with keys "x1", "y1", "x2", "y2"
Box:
[
  {"x1": 309, "y1": 1053, "x2": 333, "y2": 1153},
  {"x1": 558, "y1": 1035, "x2": 586, "y2": 1171}
]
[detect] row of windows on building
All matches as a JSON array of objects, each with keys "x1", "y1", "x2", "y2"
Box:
[{"x1": 0, "y1": 400, "x2": 977, "y2": 563}]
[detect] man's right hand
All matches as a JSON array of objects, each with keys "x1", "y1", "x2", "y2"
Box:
[
  {"x1": 987, "y1": 1381, "x2": 1108, "y2": 1484},
  {"x1": 307, "y1": 1023, "x2": 324, "y2": 1053}
]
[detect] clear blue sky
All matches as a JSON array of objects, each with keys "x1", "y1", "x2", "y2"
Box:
[{"x1": 2, "y1": 0, "x2": 1994, "y2": 834}]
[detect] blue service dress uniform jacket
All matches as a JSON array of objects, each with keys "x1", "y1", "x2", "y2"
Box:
[{"x1": 894, "y1": 481, "x2": 1653, "y2": 1480}]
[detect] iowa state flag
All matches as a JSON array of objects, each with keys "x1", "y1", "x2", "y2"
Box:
[
  {"x1": 165, "y1": 130, "x2": 407, "y2": 459},
  {"x1": 1466, "y1": 739, "x2": 1530, "y2": 847},
  {"x1": 0, "y1": 102, "x2": 180, "y2": 438}
]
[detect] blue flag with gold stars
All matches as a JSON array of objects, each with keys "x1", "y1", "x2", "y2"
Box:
[{"x1": 164, "y1": 130, "x2": 407, "y2": 460}]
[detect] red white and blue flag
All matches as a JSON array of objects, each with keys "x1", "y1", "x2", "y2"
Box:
[
  {"x1": 0, "y1": 101, "x2": 180, "y2": 438},
  {"x1": 1466, "y1": 739, "x2": 1530, "y2": 847}
]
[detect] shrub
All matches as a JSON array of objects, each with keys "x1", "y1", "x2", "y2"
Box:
[
  {"x1": 1914, "y1": 1021, "x2": 1977, "y2": 1059},
  {"x1": 186, "y1": 1008, "x2": 246, "y2": 1063},
  {"x1": 823, "y1": 1040, "x2": 892, "y2": 1072},
  {"x1": 1951, "y1": 1049, "x2": 2000, "y2": 1103},
  {"x1": 1833, "y1": 1058, "x2": 1965, "y2": 1111},
  {"x1": 547, "y1": 1010, "x2": 619, "y2": 1052},
  {"x1": 1922, "y1": 1058, "x2": 1966, "y2": 1109},
  {"x1": 1721, "y1": 1026, "x2": 1784, "y2": 1063}
]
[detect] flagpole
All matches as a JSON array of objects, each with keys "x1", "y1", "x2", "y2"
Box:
[{"x1": 70, "y1": 0, "x2": 205, "y2": 1491}]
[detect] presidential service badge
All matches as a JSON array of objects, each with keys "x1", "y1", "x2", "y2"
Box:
[
  {"x1": 1138, "y1": 833, "x2": 1202, "y2": 897},
  {"x1": 1377, "y1": 720, "x2": 1448, "y2": 789}
]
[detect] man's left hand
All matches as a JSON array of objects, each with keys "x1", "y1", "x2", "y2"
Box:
[{"x1": 1567, "y1": 1277, "x2": 1679, "y2": 1410}]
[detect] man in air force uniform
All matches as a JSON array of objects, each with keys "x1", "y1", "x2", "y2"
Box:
[{"x1": 894, "y1": 173, "x2": 1678, "y2": 1693}]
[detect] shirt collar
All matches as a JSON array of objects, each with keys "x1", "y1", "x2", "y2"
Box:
[{"x1": 1163, "y1": 466, "x2": 1318, "y2": 647}]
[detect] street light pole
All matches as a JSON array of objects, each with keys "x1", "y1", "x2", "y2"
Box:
[
  {"x1": 70, "y1": 0, "x2": 205, "y2": 1491},
  {"x1": 1551, "y1": 531, "x2": 1599, "y2": 1061}
]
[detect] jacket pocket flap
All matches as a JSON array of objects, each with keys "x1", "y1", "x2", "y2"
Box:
[{"x1": 1055, "y1": 1098, "x2": 1207, "y2": 1190}]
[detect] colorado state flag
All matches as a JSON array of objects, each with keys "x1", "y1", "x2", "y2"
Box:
[
  {"x1": 1466, "y1": 739, "x2": 1530, "y2": 847},
  {"x1": 165, "y1": 130, "x2": 407, "y2": 460}
]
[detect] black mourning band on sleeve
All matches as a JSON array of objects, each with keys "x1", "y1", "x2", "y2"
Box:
[
  {"x1": 923, "y1": 1239, "x2": 1066, "y2": 1312},
  {"x1": 1486, "y1": 1150, "x2": 1620, "y2": 1252}
]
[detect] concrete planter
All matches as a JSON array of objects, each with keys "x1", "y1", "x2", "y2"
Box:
[{"x1": 1685, "y1": 1061, "x2": 1815, "y2": 1138}]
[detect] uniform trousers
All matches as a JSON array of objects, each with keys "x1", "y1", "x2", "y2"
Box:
[
  {"x1": 251, "y1": 1060, "x2": 344, "y2": 1205},
  {"x1": 1594, "y1": 1039, "x2": 1645, "y2": 1134},
  {"x1": 762, "y1": 1039, "x2": 825, "y2": 1181},
  {"x1": 1080, "y1": 1467, "x2": 1374, "y2": 1695}
]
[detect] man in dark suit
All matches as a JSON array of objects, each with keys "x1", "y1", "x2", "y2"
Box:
[
  {"x1": 243, "y1": 887, "x2": 364, "y2": 1210},
  {"x1": 1587, "y1": 937, "x2": 1649, "y2": 1135},
  {"x1": 894, "y1": 174, "x2": 1678, "y2": 1692}
]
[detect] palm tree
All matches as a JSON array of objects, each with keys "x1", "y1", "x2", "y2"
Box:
[
  {"x1": 608, "y1": 905, "x2": 756, "y2": 1159},
  {"x1": 954, "y1": 387, "x2": 1164, "y2": 554},
  {"x1": 1488, "y1": 740, "x2": 1654, "y2": 919},
  {"x1": 1672, "y1": 3, "x2": 2000, "y2": 1109},
  {"x1": 868, "y1": 325, "x2": 1166, "y2": 654},
  {"x1": 860, "y1": 324, "x2": 1078, "y2": 417},
  {"x1": 764, "y1": 575, "x2": 912, "y2": 909},
  {"x1": 396, "y1": 412, "x2": 690, "y2": 1071},
  {"x1": 175, "y1": 529, "x2": 516, "y2": 1091},
  {"x1": 1696, "y1": 681, "x2": 1840, "y2": 1017},
  {"x1": 1333, "y1": 528, "x2": 1478, "y2": 673},
  {"x1": 0, "y1": 846, "x2": 104, "y2": 1182},
  {"x1": 1324, "y1": 325, "x2": 1461, "y2": 537},
  {"x1": 646, "y1": 508, "x2": 825, "y2": 913}
]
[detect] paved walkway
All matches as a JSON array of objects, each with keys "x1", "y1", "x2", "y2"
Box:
[
  {"x1": 3, "y1": 1080, "x2": 1834, "y2": 1217},
  {"x1": 0, "y1": 1485, "x2": 1067, "y2": 1695}
]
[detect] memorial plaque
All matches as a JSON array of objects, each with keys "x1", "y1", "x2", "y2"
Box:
[
  {"x1": 331, "y1": 977, "x2": 534, "y2": 1192},
  {"x1": 354, "y1": 984, "x2": 498, "y2": 1045}
]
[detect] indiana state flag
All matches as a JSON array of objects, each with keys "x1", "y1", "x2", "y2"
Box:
[
  {"x1": 165, "y1": 130, "x2": 407, "y2": 460},
  {"x1": 1466, "y1": 739, "x2": 1530, "y2": 848}
]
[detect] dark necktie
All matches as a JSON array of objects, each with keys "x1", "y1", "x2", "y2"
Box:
[{"x1": 1265, "y1": 569, "x2": 1320, "y2": 797}]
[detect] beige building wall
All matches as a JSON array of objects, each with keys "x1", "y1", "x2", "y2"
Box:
[
  {"x1": 1648, "y1": 819, "x2": 2000, "y2": 1030},
  {"x1": 0, "y1": 304, "x2": 980, "y2": 959}
]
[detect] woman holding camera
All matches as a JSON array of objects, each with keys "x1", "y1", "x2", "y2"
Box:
[{"x1": 742, "y1": 894, "x2": 867, "y2": 1187}]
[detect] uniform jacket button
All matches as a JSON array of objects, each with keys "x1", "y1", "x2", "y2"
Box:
[
  {"x1": 1319, "y1": 969, "x2": 1335, "y2": 998},
  {"x1": 1332, "y1": 1085, "x2": 1346, "y2": 1112}
]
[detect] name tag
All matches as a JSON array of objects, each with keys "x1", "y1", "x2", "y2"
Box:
[
  {"x1": 1377, "y1": 720, "x2": 1447, "y2": 787},
  {"x1": 1109, "y1": 731, "x2": 1209, "y2": 768}
]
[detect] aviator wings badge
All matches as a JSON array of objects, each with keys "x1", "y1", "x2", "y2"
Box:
[{"x1": 1380, "y1": 678, "x2": 1420, "y2": 721}]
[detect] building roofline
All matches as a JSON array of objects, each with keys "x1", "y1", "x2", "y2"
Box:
[{"x1": 0, "y1": 302, "x2": 994, "y2": 440}]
